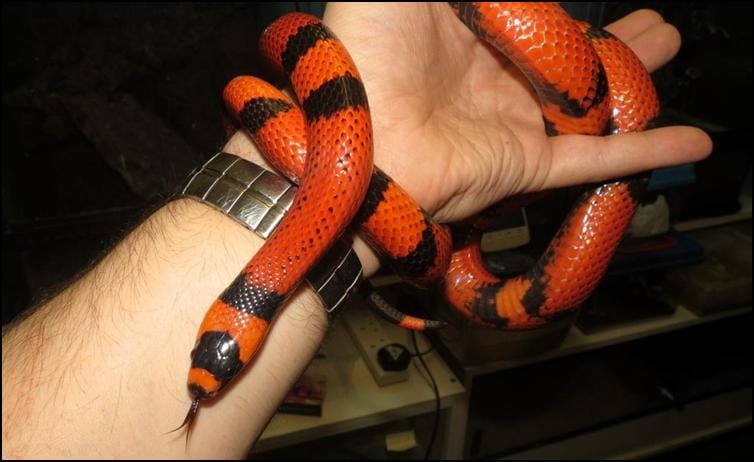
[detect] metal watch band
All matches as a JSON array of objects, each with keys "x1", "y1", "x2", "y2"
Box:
[{"x1": 180, "y1": 152, "x2": 362, "y2": 317}]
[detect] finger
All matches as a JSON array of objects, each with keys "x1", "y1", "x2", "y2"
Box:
[
  {"x1": 603, "y1": 9, "x2": 665, "y2": 42},
  {"x1": 546, "y1": 126, "x2": 713, "y2": 190},
  {"x1": 603, "y1": 9, "x2": 680, "y2": 73},
  {"x1": 622, "y1": 22, "x2": 681, "y2": 72}
]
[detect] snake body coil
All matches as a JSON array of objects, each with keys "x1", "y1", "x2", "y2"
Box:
[
  {"x1": 178, "y1": 3, "x2": 660, "y2": 429},
  {"x1": 183, "y1": 14, "x2": 373, "y2": 420}
]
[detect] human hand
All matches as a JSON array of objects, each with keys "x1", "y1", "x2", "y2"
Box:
[
  {"x1": 219, "y1": 4, "x2": 715, "y2": 454},
  {"x1": 320, "y1": 3, "x2": 712, "y2": 223}
]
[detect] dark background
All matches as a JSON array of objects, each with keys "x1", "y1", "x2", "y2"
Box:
[
  {"x1": 2, "y1": 2, "x2": 324, "y2": 321},
  {"x1": 2, "y1": 2, "x2": 751, "y2": 459},
  {"x1": 2, "y1": 2, "x2": 751, "y2": 323}
]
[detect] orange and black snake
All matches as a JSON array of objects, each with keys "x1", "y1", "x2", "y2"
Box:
[{"x1": 175, "y1": 3, "x2": 659, "y2": 430}]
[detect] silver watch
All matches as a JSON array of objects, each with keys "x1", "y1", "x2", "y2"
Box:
[{"x1": 180, "y1": 152, "x2": 362, "y2": 317}]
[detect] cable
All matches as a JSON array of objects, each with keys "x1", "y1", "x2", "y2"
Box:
[
  {"x1": 410, "y1": 341, "x2": 435, "y2": 357},
  {"x1": 410, "y1": 330, "x2": 440, "y2": 460}
]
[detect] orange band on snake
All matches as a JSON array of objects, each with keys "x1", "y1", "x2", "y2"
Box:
[
  {"x1": 178, "y1": 2, "x2": 660, "y2": 430},
  {"x1": 177, "y1": 13, "x2": 374, "y2": 430},
  {"x1": 443, "y1": 3, "x2": 658, "y2": 328}
]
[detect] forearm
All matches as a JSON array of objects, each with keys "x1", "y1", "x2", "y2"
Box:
[{"x1": 2, "y1": 136, "x2": 380, "y2": 459}]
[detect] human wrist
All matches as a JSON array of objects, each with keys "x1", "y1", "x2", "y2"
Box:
[
  {"x1": 222, "y1": 131, "x2": 383, "y2": 279},
  {"x1": 1, "y1": 183, "x2": 330, "y2": 458}
]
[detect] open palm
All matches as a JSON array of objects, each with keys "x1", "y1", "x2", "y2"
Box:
[{"x1": 322, "y1": 3, "x2": 712, "y2": 223}]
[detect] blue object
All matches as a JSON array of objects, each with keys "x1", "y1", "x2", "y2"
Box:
[
  {"x1": 604, "y1": 229, "x2": 704, "y2": 278},
  {"x1": 648, "y1": 164, "x2": 697, "y2": 191}
]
